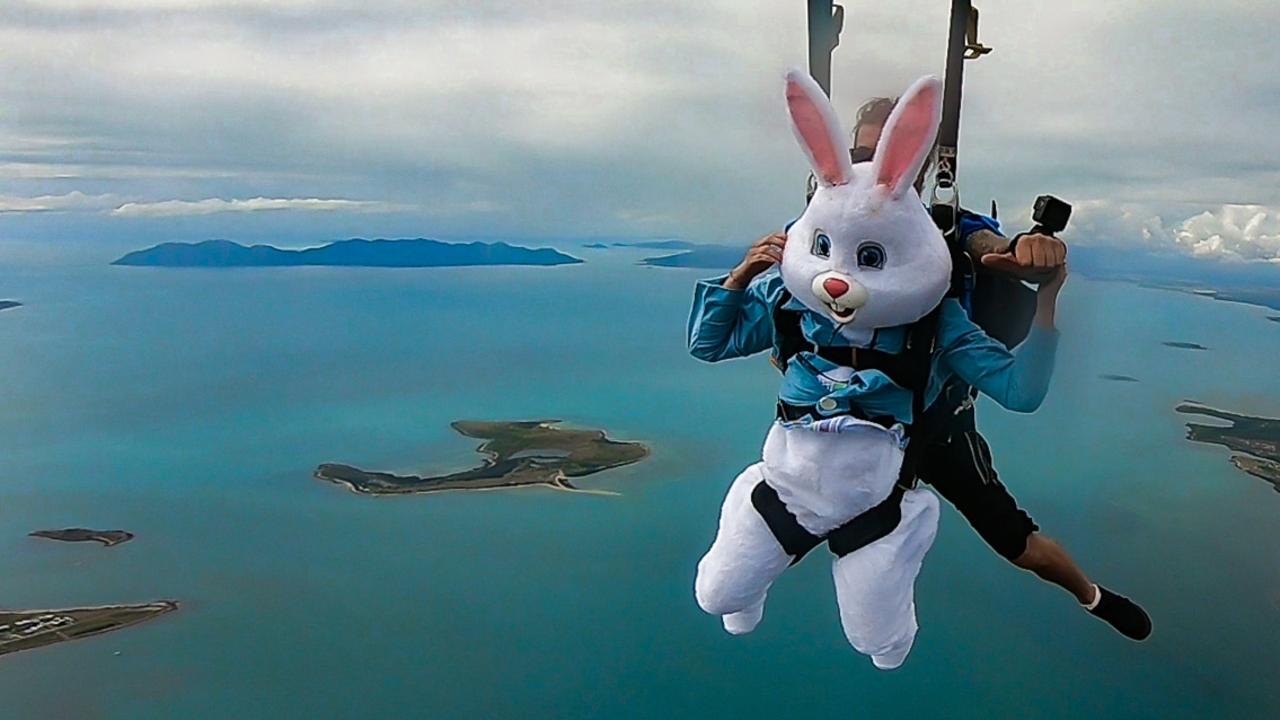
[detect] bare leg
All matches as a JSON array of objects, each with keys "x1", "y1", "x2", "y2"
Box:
[
  {"x1": 694, "y1": 463, "x2": 792, "y2": 635},
  {"x1": 1013, "y1": 533, "x2": 1095, "y2": 604},
  {"x1": 830, "y1": 488, "x2": 940, "y2": 670}
]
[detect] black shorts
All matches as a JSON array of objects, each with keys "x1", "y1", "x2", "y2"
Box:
[{"x1": 914, "y1": 412, "x2": 1039, "y2": 561}]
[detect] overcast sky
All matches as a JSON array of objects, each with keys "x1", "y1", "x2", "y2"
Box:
[{"x1": 1, "y1": 0, "x2": 1278, "y2": 263}]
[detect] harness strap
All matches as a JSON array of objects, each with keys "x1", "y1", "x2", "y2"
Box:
[
  {"x1": 750, "y1": 480, "x2": 823, "y2": 564},
  {"x1": 826, "y1": 484, "x2": 906, "y2": 557},
  {"x1": 775, "y1": 400, "x2": 897, "y2": 429},
  {"x1": 751, "y1": 479, "x2": 909, "y2": 563}
]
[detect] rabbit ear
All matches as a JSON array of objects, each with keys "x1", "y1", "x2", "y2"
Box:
[
  {"x1": 785, "y1": 69, "x2": 853, "y2": 187},
  {"x1": 871, "y1": 75, "x2": 943, "y2": 199}
]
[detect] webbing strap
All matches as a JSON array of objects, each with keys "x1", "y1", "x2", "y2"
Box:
[
  {"x1": 826, "y1": 484, "x2": 906, "y2": 557},
  {"x1": 750, "y1": 480, "x2": 908, "y2": 562},
  {"x1": 750, "y1": 480, "x2": 823, "y2": 564}
]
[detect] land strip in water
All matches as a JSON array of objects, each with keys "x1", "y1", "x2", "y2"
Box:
[{"x1": 316, "y1": 420, "x2": 649, "y2": 496}]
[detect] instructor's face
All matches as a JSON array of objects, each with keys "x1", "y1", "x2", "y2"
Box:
[
  {"x1": 853, "y1": 119, "x2": 927, "y2": 194},
  {"x1": 853, "y1": 121, "x2": 884, "y2": 153}
]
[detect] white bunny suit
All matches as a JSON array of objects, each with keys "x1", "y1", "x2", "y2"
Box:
[{"x1": 686, "y1": 70, "x2": 1058, "y2": 670}]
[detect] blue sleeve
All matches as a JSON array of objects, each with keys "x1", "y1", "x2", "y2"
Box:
[
  {"x1": 935, "y1": 299, "x2": 1057, "y2": 413},
  {"x1": 958, "y1": 211, "x2": 1003, "y2": 243},
  {"x1": 687, "y1": 274, "x2": 777, "y2": 362}
]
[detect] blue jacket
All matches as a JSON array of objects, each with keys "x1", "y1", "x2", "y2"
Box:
[{"x1": 686, "y1": 271, "x2": 1057, "y2": 426}]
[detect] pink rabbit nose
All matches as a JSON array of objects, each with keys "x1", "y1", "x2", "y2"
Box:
[{"x1": 823, "y1": 277, "x2": 850, "y2": 298}]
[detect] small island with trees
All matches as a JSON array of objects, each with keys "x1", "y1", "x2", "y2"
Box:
[
  {"x1": 29, "y1": 528, "x2": 135, "y2": 547},
  {"x1": 1177, "y1": 402, "x2": 1280, "y2": 492},
  {"x1": 316, "y1": 420, "x2": 649, "y2": 496},
  {"x1": 1, "y1": 602, "x2": 178, "y2": 658}
]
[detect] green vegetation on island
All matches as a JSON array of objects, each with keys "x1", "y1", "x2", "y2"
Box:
[
  {"x1": 316, "y1": 420, "x2": 649, "y2": 496},
  {"x1": 1176, "y1": 403, "x2": 1280, "y2": 492},
  {"x1": 1, "y1": 602, "x2": 178, "y2": 658},
  {"x1": 29, "y1": 528, "x2": 135, "y2": 547}
]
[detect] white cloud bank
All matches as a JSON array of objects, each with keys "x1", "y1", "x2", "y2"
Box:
[
  {"x1": 110, "y1": 197, "x2": 408, "y2": 217},
  {"x1": 1165, "y1": 205, "x2": 1280, "y2": 262},
  {"x1": 0, "y1": 191, "x2": 118, "y2": 213},
  {"x1": 1073, "y1": 201, "x2": 1280, "y2": 263}
]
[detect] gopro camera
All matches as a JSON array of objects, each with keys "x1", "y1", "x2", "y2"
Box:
[{"x1": 1032, "y1": 195, "x2": 1072, "y2": 235}]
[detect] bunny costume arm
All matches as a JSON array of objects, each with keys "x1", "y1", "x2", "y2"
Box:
[
  {"x1": 933, "y1": 298, "x2": 1059, "y2": 413},
  {"x1": 687, "y1": 274, "x2": 785, "y2": 362}
]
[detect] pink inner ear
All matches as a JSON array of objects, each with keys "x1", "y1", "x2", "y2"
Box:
[
  {"x1": 786, "y1": 81, "x2": 847, "y2": 186},
  {"x1": 875, "y1": 81, "x2": 940, "y2": 196}
]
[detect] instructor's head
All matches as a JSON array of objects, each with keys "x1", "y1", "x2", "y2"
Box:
[
  {"x1": 850, "y1": 95, "x2": 930, "y2": 194},
  {"x1": 852, "y1": 96, "x2": 896, "y2": 152}
]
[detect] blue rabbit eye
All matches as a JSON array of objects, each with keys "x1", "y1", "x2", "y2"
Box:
[
  {"x1": 857, "y1": 242, "x2": 886, "y2": 269},
  {"x1": 812, "y1": 231, "x2": 832, "y2": 258}
]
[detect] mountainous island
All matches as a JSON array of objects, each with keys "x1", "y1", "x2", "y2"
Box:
[
  {"x1": 1176, "y1": 402, "x2": 1280, "y2": 492},
  {"x1": 112, "y1": 238, "x2": 582, "y2": 268},
  {"x1": 29, "y1": 528, "x2": 135, "y2": 547},
  {"x1": 316, "y1": 420, "x2": 649, "y2": 496},
  {"x1": 1, "y1": 601, "x2": 178, "y2": 658}
]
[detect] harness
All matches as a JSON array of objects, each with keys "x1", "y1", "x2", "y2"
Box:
[
  {"x1": 753, "y1": 289, "x2": 942, "y2": 563},
  {"x1": 753, "y1": 211, "x2": 1036, "y2": 563}
]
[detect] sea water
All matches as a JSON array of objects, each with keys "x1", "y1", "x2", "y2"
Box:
[{"x1": 0, "y1": 247, "x2": 1277, "y2": 719}]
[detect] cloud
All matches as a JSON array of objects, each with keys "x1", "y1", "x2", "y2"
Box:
[
  {"x1": 0, "y1": 190, "x2": 118, "y2": 213},
  {"x1": 109, "y1": 196, "x2": 409, "y2": 217},
  {"x1": 1, "y1": 1, "x2": 1278, "y2": 249},
  {"x1": 1070, "y1": 200, "x2": 1280, "y2": 262},
  {"x1": 1166, "y1": 205, "x2": 1280, "y2": 262}
]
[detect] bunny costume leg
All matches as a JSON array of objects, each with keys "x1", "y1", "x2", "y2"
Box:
[
  {"x1": 830, "y1": 487, "x2": 940, "y2": 670},
  {"x1": 694, "y1": 463, "x2": 793, "y2": 634}
]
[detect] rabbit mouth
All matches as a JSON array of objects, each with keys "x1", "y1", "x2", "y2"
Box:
[{"x1": 826, "y1": 303, "x2": 858, "y2": 324}]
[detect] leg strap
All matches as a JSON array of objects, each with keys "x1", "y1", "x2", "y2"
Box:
[
  {"x1": 750, "y1": 481, "x2": 823, "y2": 564},
  {"x1": 827, "y1": 485, "x2": 906, "y2": 558}
]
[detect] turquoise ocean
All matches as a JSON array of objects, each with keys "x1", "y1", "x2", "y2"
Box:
[{"x1": 1, "y1": 247, "x2": 1277, "y2": 719}]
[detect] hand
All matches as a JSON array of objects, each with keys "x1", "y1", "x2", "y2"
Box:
[
  {"x1": 1038, "y1": 262, "x2": 1069, "y2": 298},
  {"x1": 980, "y1": 232, "x2": 1066, "y2": 282},
  {"x1": 724, "y1": 232, "x2": 786, "y2": 290},
  {"x1": 1033, "y1": 263, "x2": 1068, "y2": 329}
]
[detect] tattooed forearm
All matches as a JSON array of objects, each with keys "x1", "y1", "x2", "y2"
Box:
[{"x1": 964, "y1": 229, "x2": 1012, "y2": 260}]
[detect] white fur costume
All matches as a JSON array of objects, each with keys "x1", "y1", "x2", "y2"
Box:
[{"x1": 694, "y1": 70, "x2": 951, "y2": 670}]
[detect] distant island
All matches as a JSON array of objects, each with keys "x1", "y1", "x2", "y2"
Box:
[
  {"x1": 112, "y1": 238, "x2": 582, "y2": 268},
  {"x1": 1, "y1": 601, "x2": 178, "y2": 658},
  {"x1": 1067, "y1": 245, "x2": 1280, "y2": 313},
  {"x1": 1176, "y1": 403, "x2": 1280, "y2": 492},
  {"x1": 1099, "y1": 374, "x2": 1140, "y2": 383},
  {"x1": 1269, "y1": 316, "x2": 1280, "y2": 323},
  {"x1": 29, "y1": 528, "x2": 134, "y2": 547},
  {"x1": 1163, "y1": 341, "x2": 1208, "y2": 350},
  {"x1": 0, "y1": 300, "x2": 20, "y2": 311},
  {"x1": 641, "y1": 245, "x2": 744, "y2": 269},
  {"x1": 614, "y1": 240, "x2": 699, "y2": 250},
  {"x1": 1145, "y1": 282, "x2": 1280, "y2": 314},
  {"x1": 316, "y1": 420, "x2": 649, "y2": 496},
  {"x1": 578, "y1": 239, "x2": 741, "y2": 268},
  {"x1": 582, "y1": 242, "x2": 610, "y2": 249}
]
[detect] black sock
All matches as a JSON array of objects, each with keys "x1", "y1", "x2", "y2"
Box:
[{"x1": 1087, "y1": 585, "x2": 1152, "y2": 641}]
